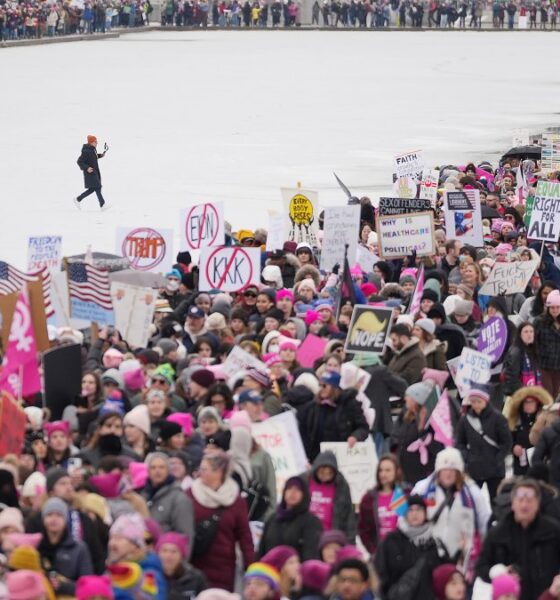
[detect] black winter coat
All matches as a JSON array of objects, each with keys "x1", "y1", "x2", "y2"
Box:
[
  {"x1": 535, "y1": 313, "x2": 560, "y2": 370},
  {"x1": 362, "y1": 365, "x2": 408, "y2": 437},
  {"x1": 77, "y1": 143, "x2": 103, "y2": 189},
  {"x1": 533, "y1": 420, "x2": 560, "y2": 489},
  {"x1": 476, "y1": 512, "x2": 560, "y2": 600},
  {"x1": 455, "y1": 404, "x2": 511, "y2": 481},
  {"x1": 502, "y1": 345, "x2": 540, "y2": 396},
  {"x1": 165, "y1": 563, "x2": 207, "y2": 600}
]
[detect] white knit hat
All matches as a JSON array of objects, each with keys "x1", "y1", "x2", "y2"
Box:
[
  {"x1": 123, "y1": 404, "x2": 151, "y2": 436},
  {"x1": 293, "y1": 372, "x2": 320, "y2": 396},
  {"x1": 435, "y1": 447, "x2": 464, "y2": 474},
  {"x1": 21, "y1": 472, "x2": 47, "y2": 498}
]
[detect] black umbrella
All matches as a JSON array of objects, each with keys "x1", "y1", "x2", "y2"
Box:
[
  {"x1": 481, "y1": 205, "x2": 501, "y2": 219},
  {"x1": 501, "y1": 145, "x2": 541, "y2": 163}
]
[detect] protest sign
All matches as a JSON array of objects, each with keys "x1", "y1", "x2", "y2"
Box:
[
  {"x1": 378, "y1": 197, "x2": 432, "y2": 216},
  {"x1": 320, "y1": 438, "x2": 378, "y2": 504},
  {"x1": 282, "y1": 188, "x2": 321, "y2": 247},
  {"x1": 444, "y1": 189, "x2": 483, "y2": 247},
  {"x1": 394, "y1": 150, "x2": 424, "y2": 179},
  {"x1": 355, "y1": 245, "x2": 379, "y2": 273},
  {"x1": 524, "y1": 195, "x2": 535, "y2": 228},
  {"x1": 479, "y1": 258, "x2": 539, "y2": 296},
  {"x1": 527, "y1": 181, "x2": 560, "y2": 242},
  {"x1": 116, "y1": 227, "x2": 173, "y2": 273},
  {"x1": 407, "y1": 264, "x2": 425, "y2": 316},
  {"x1": 110, "y1": 283, "x2": 157, "y2": 348},
  {"x1": 198, "y1": 246, "x2": 260, "y2": 292},
  {"x1": 541, "y1": 133, "x2": 560, "y2": 172},
  {"x1": 340, "y1": 362, "x2": 375, "y2": 428},
  {"x1": 345, "y1": 305, "x2": 394, "y2": 355},
  {"x1": 297, "y1": 334, "x2": 328, "y2": 368},
  {"x1": 429, "y1": 390, "x2": 454, "y2": 447},
  {"x1": 181, "y1": 202, "x2": 225, "y2": 250},
  {"x1": 27, "y1": 236, "x2": 62, "y2": 272},
  {"x1": 67, "y1": 262, "x2": 114, "y2": 326},
  {"x1": 222, "y1": 345, "x2": 267, "y2": 378},
  {"x1": 455, "y1": 348, "x2": 492, "y2": 397},
  {"x1": 477, "y1": 316, "x2": 508, "y2": 363},
  {"x1": 377, "y1": 212, "x2": 435, "y2": 259},
  {"x1": 43, "y1": 343, "x2": 82, "y2": 420},
  {"x1": 392, "y1": 177, "x2": 417, "y2": 199},
  {"x1": 419, "y1": 169, "x2": 439, "y2": 206},
  {"x1": 266, "y1": 213, "x2": 287, "y2": 252},
  {"x1": 320, "y1": 205, "x2": 360, "y2": 271},
  {"x1": 252, "y1": 412, "x2": 308, "y2": 499},
  {"x1": 0, "y1": 391, "x2": 27, "y2": 457}
]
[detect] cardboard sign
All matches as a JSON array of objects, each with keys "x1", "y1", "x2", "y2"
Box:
[
  {"x1": 394, "y1": 150, "x2": 424, "y2": 179},
  {"x1": 455, "y1": 348, "x2": 492, "y2": 397},
  {"x1": 419, "y1": 169, "x2": 440, "y2": 206},
  {"x1": 27, "y1": 236, "x2": 62, "y2": 272},
  {"x1": 444, "y1": 189, "x2": 483, "y2": 247},
  {"x1": 43, "y1": 343, "x2": 82, "y2": 421},
  {"x1": 296, "y1": 334, "x2": 328, "y2": 368},
  {"x1": 266, "y1": 213, "x2": 287, "y2": 252},
  {"x1": 320, "y1": 205, "x2": 360, "y2": 271},
  {"x1": 222, "y1": 345, "x2": 267, "y2": 378},
  {"x1": 252, "y1": 412, "x2": 308, "y2": 499},
  {"x1": 527, "y1": 181, "x2": 560, "y2": 242},
  {"x1": 378, "y1": 197, "x2": 433, "y2": 216},
  {"x1": 320, "y1": 438, "x2": 378, "y2": 504},
  {"x1": 541, "y1": 133, "x2": 560, "y2": 173},
  {"x1": 376, "y1": 212, "x2": 435, "y2": 259},
  {"x1": 116, "y1": 227, "x2": 173, "y2": 273},
  {"x1": 477, "y1": 316, "x2": 508, "y2": 363},
  {"x1": 355, "y1": 245, "x2": 379, "y2": 273},
  {"x1": 181, "y1": 202, "x2": 225, "y2": 250},
  {"x1": 282, "y1": 188, "x2": 321, "y2": 247},
  {"x1": 198, "y1": 246, "x2": 261, "y2": 292},
  {"x1": 0, "y1": 391, "x2": 27, "y2": 456},
  {"x1": 345, "y1": 305, "x2": 394, "y2": 355},
  {"x1": 110, "y1": 283, "x2": 157, "y2": 349},
  {"x1": 479, "y1": 259, "x2": 539, "y2": 296}
]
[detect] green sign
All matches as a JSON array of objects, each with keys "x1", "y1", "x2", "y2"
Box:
[{"x1": 524, "y1": 195, "x2": 534, "y2": 227}]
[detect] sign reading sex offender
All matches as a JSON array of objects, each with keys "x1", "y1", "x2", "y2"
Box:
[{"x1": 376, "y1": 212, "x2": 435, "y2": 259}]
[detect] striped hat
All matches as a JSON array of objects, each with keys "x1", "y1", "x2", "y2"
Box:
[{"x1": 244, "y1": 562, "x2": 281, "y2": 591}]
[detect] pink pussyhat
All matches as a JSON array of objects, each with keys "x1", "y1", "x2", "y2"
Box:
[
  {"x1": 76, "y1": 575, "x2": 114, "y2": 600},
  {"x1": 128, "y1": 462, "x2": 149, "y2": 490},
  {"x1": 350, "y1": 264, "x2": 363, "y2": 278},
  {"x1": 229, "y1": 410, "x2": 252, "y2": 431},
  {"x1": 89, "y1": 472, "x2": 121, "y2": 499},
  {"x1": 5, "y1": 532, "x2": 42, "y2": 549},
  {"x1": 335, "y1": 545, "x2": 364, "y2": 563},
  {"x1": 167, "y1": 413, "x2": 193, "y2": 436},
  {"x1": 44, "y1": 420, "x2": 70, "y2": 438},
  {"x1": 123, "y1": 367, "x2": 145, "y2": 391},
  {"x1": 155, "y1": 532, "x2": 189, "y2": 559}
]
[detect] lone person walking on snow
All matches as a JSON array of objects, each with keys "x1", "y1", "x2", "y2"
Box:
[{"x1": 75, "y1": 134, "x2": 107, "y2": 209}]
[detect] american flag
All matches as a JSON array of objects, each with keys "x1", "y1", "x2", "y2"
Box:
[
  {"x1": 67, "y1": 262, "x2": 113, "y2": 311},
  {"x1": 0, "y1": 261, "x2": 54, "y2": 318}
]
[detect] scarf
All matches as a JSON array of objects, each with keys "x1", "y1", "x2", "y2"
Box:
[
  {"x1": 144, "y1": 475, "x2": 175, "y2": 501},
  {"x1": 397, "y1": 518, "x2": 433, "y2": 547},
  {"x1": 191, "y1": 477, "x2": 239, "y2": 508}
]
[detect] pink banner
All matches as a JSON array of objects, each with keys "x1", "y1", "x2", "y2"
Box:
[
  {"x1": 296, "y1": 334, "x2": 328, "y2": 368},
  {"x1": 407, "y1": 265, "x2": 425, "y2": 315},
  {"x1": 429, "y1": 389, "x2": 454, "y2": 447}
]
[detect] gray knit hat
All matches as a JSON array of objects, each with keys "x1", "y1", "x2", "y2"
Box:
[{"x1": 405, "y1": 382, "x2": 433, "y2": 406}]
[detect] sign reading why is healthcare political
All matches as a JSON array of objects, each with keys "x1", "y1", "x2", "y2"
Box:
[
  {"x1": 282, "y1": 188, "x2": 321, "y2": 247},
  {"x1": 116, "y1": 227, "x2": 174, "y2": 273},
  {"x1": 345, "y1": 305, "x2": 394, "y2": 355},
  {"x1": 376, "y1": 212, "x2": 435, "y2": 259},
  {"x1": 198, "y1": 246, "x2": 261, "y2": 292},
  {"x1": 527, "y1": 181, "x2": 560, "y2": 242}
]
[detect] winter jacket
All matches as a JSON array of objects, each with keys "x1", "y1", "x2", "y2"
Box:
[
  {"x1": 300, "y1": 451, "x2": 356, "y2": 542},
  {"x1": 299, "y1": 388, "x2": 369, "y2": 461},
  {"x1": 502, "y1": 346, "x2": 541, "y2": 396},
  {"x1": 422, "y1": 340, "x2": 447, "y2": 371},
  {"x1": 386, "y1": 338, "x2": 427, "y2": 385},
  {"x1": 476, "y1": 512, "x2": 560, "y2": 600},
  {"x1": 533, "y1": 420, "x2": 560, "y2": 489},
  {"x1": 455, "y1": 404, "x2": 512, "y2": 481},
  {"x1": 535, "y1": 313, "x2": 560, "y2": 370},
  {"x1": 358, "y1": 487, "x2": 402, "y2": 555},
  {"x1": 77, "y1": 143, "x2": 103, "y2": 189},
  {"x1": 165, "y1": 563, "x2": 207, "y2": 600},
  {"x1": 362, "y1": 365, "x2": 408, "y2": 437},
  {"x1": 251, "y1": 446, "x2": 278, "y2": 519},
  {"x1": 187, "y1": 485, "x2": 254, "y2": 591},
  {"x1": 450, "y1": 316, "x2": 480, "y2": 350}
]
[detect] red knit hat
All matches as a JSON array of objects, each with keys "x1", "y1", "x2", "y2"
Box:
[
  {"x1": 432, "y1": 564, "x2": 461, "y2": 600},
  {"x1": 87, "y1": 135, "x2": 97, "y2": 144},
  {"x1": 261, "y1": 545, "x2": 298, "y2": 572}
]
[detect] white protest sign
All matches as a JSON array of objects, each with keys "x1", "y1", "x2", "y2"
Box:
[
  {"x1": 320, "y1": 205, "x2": 360, "y2": 271},
  {"x1": 252, "y1": 412, "x2": 308, "y2": 499},
  {"x1": 541, "y1": 133, "x2": 560, "y2": 173},
  {"x1": 181, "y1": 202, "x2": 225, "y2": 250},
  {"x1": 376, "y1": 212, "x2": 435, "y2": 259},
  {"x1": 27, "y1": 236, "x2": 62, "y2": 272},
  {"x1": 266, "y1": 213, "x2": 287, "y2": 252},
  {"x1": 320, "y1": 438, "x2": 378, "y2": 504},
  {"x1": 222, "y1": 345, "x2": 267, "y2": 378},
  {"x1": 282, "y1": 188, "x2": 321, "y2": 247},
  {"x1": 394, "y1": 149, "x2": 424, "y2": 179},
  {"x1": 527, "y1": 181, "x2": 560, "y2": 242},
  {"x1": 198, "y1": 246, "x2": 261, "y2": 292},
  {"x1": 419, "y1": 169, "x2": 439, "y2": 206},
  {"x1": 455, "y1": 348, "x2": 492, "y2": 397},
  {"x1": 110, "y1": 282, "x2": 157, "y2": 348},
  {"x1": 479, "y1": 259, "x2": 539, "y2": 296},
  {"x1": 48, "y1": 271, "x2": 90, "y2": 329},
  {"x1": 115, "y1": 227, "x2": 173, "y2": 273},
  {"x1": 355, "y1": 245, "x2": 379, "y2": 273},
  {"x1": 392, "y1": 177, "x2": 418, "y2": 199},
  {"x1": 444, "y1": 189, "x2": 483, "y2": 247}
]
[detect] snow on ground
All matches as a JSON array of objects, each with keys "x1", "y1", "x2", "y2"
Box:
[{"x1": 1, "y1": 30, "x2": 558, "y2": 267}]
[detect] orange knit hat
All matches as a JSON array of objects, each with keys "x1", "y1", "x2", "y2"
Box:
[{"x1": 87, "y1": 135, "x2": 97, "y2": 144}]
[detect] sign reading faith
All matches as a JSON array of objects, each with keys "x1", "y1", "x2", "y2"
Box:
[
  {"x1": 527, "y1": 181, "x2": 560, "y2": 242},
  {"x1": 394, "y1": 149, "x2": 424, "y2": 179}
]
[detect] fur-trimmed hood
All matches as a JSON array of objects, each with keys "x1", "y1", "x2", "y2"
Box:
[
  {"x1": 508, "y1": 386, "x2": 553, "y2": 431},
  {"x1": 265, "y1": 252, "x2": 300, "y2": 270},
  {"x1": 294, "y1": 264, "x2": 321, "y2": 289}
]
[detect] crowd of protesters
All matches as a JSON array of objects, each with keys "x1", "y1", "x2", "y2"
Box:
[{"x1": 5, "y1": 145, "x2": 560, "y2": 599}]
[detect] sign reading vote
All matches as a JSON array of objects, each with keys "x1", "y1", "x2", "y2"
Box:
[
  {"x1": 378, "y1": 197, "x2": 433, "y2": 216},
  {"x1": 527, "y1": 181, "x2": 560, "y2": 242},
  {"x1": 345, "y1": 305, "x2": 394, "y2": 355},
  {"x1": 477, "y1": 316, "x2": 508, "y2": 363},
  {"x1": 181, "y1": 202, "x2": 225, "y2": 250},
  {"x1": 198, "y1": 246, "x2": 261, "y2": 292}
]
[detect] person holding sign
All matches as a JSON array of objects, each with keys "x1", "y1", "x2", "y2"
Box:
[
  {"x1": 74, "y1": 135, "x2": 108, "y2": 210},
  {"x1": 534, "y1": 290, "x2": 560, "y2": 399}
]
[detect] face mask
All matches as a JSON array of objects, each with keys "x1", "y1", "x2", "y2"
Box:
[
  {"x1": 166, "y1": 280, "x2": 179, "y2": 292},
  {"x1": 98, "y1": 433, "x2": 122, "y2": 455}
]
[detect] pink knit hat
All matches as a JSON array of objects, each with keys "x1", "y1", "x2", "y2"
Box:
[
  {"x1": 89, "y1": 472, "x2": 121, "y2": 499},
  {"x1": 301, "y1": 560, "x2": 332, "y2": 593},
  {"x1": 44, "y1": 420, "x2": 70, "y2": 439},
  {"x1": 76, "y1": 575, "x2": 114, "y2": 600},
  {"x1": 155, "y1": 532, "x2": 189, "y2": 559},
  {"x1": 102, "y1": 348, "x2": 124, "y2": 369},
  {"x1": 6, "y1": 570, "x2": 46, "y2": 600},
  {"x1": 229, "y1": 410, "x2": 252, "y2": 431},
  {"x1": 5, "y1": 532, "x2": 42, "y2": 549},
  {"x1": 166, "y1": 412, "x2": 193, "y2": 436},
  {"x1": 0, "y1": 507, "x2": 24, "y2": 533},
  {"x1": 361, "y1": 282, "x2": 378, "y2": 297},
  {"x1": 492, "y1": 574, "x2": 520, "y2": 600},
  {"x1": 110, "y1": 513, "x2": 146, "y2": 548},
  {"x1": 495, "y1": 243, "x2": 512, "y2": 256},
  {"x1": 304, "y1": 310, "x2": 321, "y2": 326},
  {"x1": 261, "y1": 545, "x2": 298, "y2": 572},
  {"x1": 276, "y1": 288, "x2": 295, "y2": 302},
  {"x1": 335, "y1": 545, "x2": 363, "y2": 563},
  {"x1": 128, "y1": 462, "x2": 149, "y2": 490},
  {"x1": 122, "y1": 367, "x2": 145, "y2": 391}
]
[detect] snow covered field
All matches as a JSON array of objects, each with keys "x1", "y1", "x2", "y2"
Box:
[{"x1": 1, "y1": 30, "x2": 558, "y2": 267}]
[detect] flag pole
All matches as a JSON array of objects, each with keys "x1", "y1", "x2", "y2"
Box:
[{"x1": 336, "y1": 243, "x2": 350, "y2": 323}]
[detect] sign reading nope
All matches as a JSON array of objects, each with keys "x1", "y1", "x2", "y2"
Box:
[
  {"x1": 198, "y1": 246, "x2": 261, "y2": 292},
  {"x1": 345, "y1": 305, "x2": 394, "y2": 355},
  {"x1": 116, "y1": 227, "x2": 173, "y2": 272},
  {"x1": 181, "y1": 202, "x2": 225, "y2": 250}
]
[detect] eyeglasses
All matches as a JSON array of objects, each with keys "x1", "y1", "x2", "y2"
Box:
[
  {"x1": 244, "y1": 291, "x2": 257, "y2": 298},
  {"x1": 152, "y1": 378, "x2": 167, "y2": 385},
  {"x1": 338, "y1": 575, "x2": 364, "y2": 585}
]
